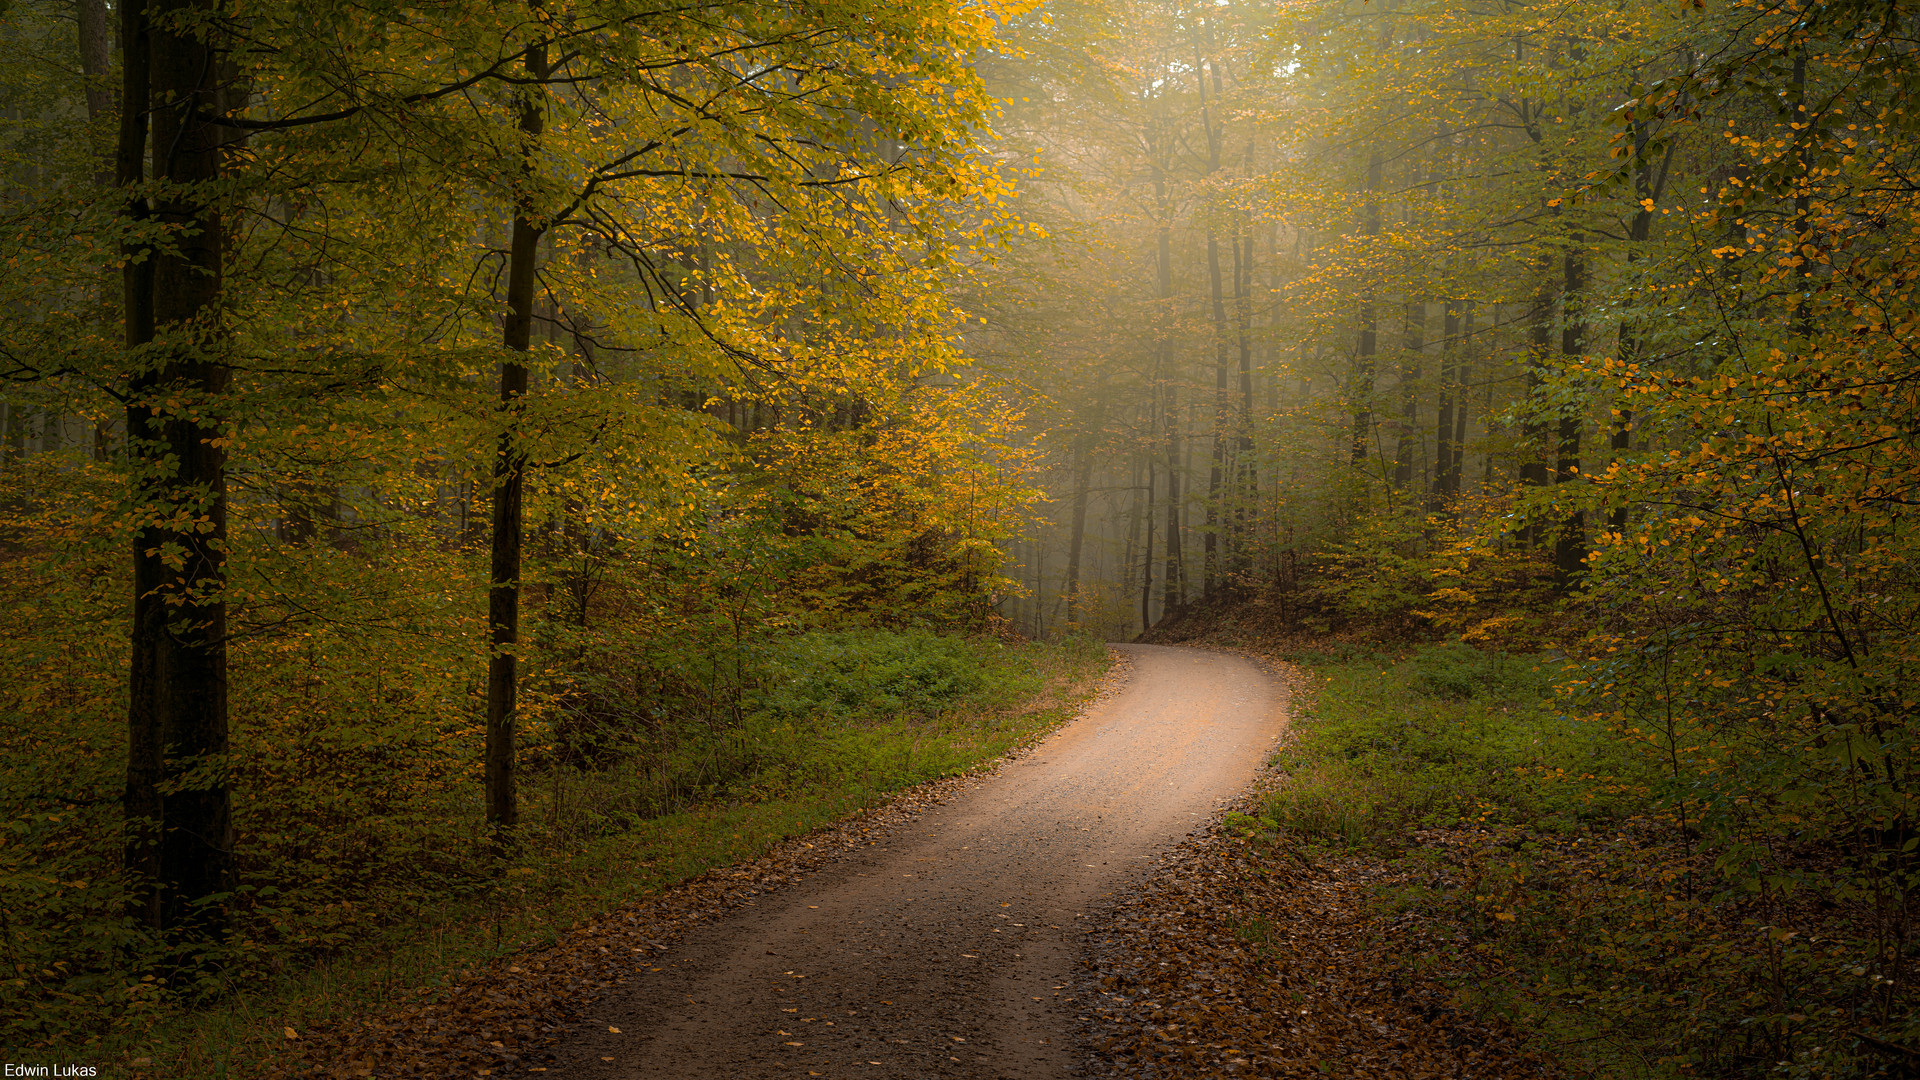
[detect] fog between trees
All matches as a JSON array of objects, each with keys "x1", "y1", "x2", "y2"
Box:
[{"x1": 3, "y1": 0, "x2": 1920, "y2": 1067}]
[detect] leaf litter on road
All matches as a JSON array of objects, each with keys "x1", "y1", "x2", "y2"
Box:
[{"x1": 1074, "y1": 658, "x2": 1558, "y2": 1080}]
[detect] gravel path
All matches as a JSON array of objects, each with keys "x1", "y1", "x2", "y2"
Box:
[{"x1": 547, "y1": 643, "x2": 1290, "y2": 1080}]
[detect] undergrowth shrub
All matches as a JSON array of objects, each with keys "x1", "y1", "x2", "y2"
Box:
[
  {"x1": 755, "y1": 628, "x2": 998, "y2": 721},
  {"x1": 0, "y1": 454, "x2": 1096, "y2": 1052}
]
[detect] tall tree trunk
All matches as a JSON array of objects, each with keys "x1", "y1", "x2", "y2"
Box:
[
  {"x1": 1393, "y1": 302, "x2": 1423, "y2": 490},
  {"x1": 1455, "y1": 303, "x2": 1472, "y2": 467},
  {"x1": 1140, "y1": 454, "x2": 1155, "y2": 634},
  {"x1": 1553, "y1": 244, "x2": 1586, "y2": 586},
  {"x1": 1149, "y1": 107, "x2": 1182, "y2": 618},
  {"x1": 1163, "y1": 387, "x2": 1183, "y2": 616},
  {"x1": 1520, "y1": 278, "x2": 1553, "y2": 545},
  {"x1": 1232, "y1": 197, "x2": 1256, "y2": 579},
  {"x1": 1350, "y1": 153, "x2": 1381, "y2": 467},
  {"x1": 488, "y1": 39, "x2": 549, "y2": 833},
  {"x1": 1123, "y1": 454, "x2": 1143, "y2": 632},
  {"x1": 77, "y1": 0, "x2": 113, "y2": 123},
  {"x1": 1433, "y1": 300, "x2": 1462, "y2": 509},
  {"x1": 125, "y1": 0, "x2": 232, "y2": 940},
  {"x1": 1063, "y1": 404, "x2": 1100, "y2": 626},
  {"x1": 1196, "y1": 37, "x2": 1227, "y2": 600},
  {"x1": 1204, "y1": 215, "x2": 1227, "y2": 599},
  {"x1": 78, "y1": 0, "x2": 114, "y2": 459},
  {"x1": 1612, "y1": 117, "x2": 1666, "y2": 533},
  {"x1": 3, "y1": 406, "x2": 24, "y2": 464},
  {"x1": 119, "y1": 0, "x2": 159, "y2": 927}
]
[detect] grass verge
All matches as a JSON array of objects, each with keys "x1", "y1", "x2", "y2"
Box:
[{"x1": 1246, "y1": 641, "x2": 1916, "y2": 1079}]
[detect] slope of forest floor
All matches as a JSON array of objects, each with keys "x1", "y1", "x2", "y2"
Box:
[
  {"x1": 1122, "y1": 610, "x2": 1915, "y2": 1079},
  {"x1": 1079, "y1": 799, "x2": 1555, "y2": 1079}
]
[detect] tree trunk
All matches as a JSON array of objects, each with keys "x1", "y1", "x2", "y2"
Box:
[
  {"x1": 1197, "y1": 40, "x2": 1227, "y2": 600},
  {"x1": 1456, "y1": 303, "x2": 1473, "y2": 485},
  {"x1": 1232, "y1": 199, "x2": 1256, "y2": 578},
  {"x1": 78, "y1": 0, "x2": 118, "y2": 461},
  {"x1": 1063, "y1": 426, "x2": 1096, "y2": 625},
  {"x1": 488, "y1": 40, "x2": 549, "y2": 833},
  {"x1": 1123, "y1": 455, "x2": 1142, "y2": 632},
  {"x1": 125, "y1": 0, "x2": 232, "y2": 941},
  {"x1": 1204, "y1": 215, "x2": 1227, "y2": 599},
  {"x1": 1520, "y1": 278, "x2": 1553, "y2": 545},
  {"x1": 1149, "y1": 107, "x2": 1182, "y2": 618},
  {"x1": 1433, "y1": 300, "x2": 1462, "y2": 509},
  {"x1": 1163, "y1": 388, "x2": 1183, "y2": 616},
  {"x1": 118, "y1": 0, "x2": 159, "y2": 927},
  {"x1": 1553, "y1": 245, "x2": 1586, "y2": 586},
  {"x1": 1612, "y1": 117, "x2": 1665, "y2": 533},
  {"x1": 1393, "y1": 301, "x2": 1423, "y2": 490},
  {"x1": 76, "y1": 0, "x2": 113, "y2": 165},
  {"x1": 1031, "y1": 536, "x2": 1049, "y2": 638},
  {"x1": 1139, "y1": 453, "x2": 1155, "y2": 634},
  {"x1": 3, "y1": 406, "x2": 24, "y2": 464},
  {"x1": 1350, "y1": 153, "x2": 1381, "y2": 467}
]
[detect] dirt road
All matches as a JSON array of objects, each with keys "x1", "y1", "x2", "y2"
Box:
[{"x1": 550, "y1": 644, "x2": 1288, "y2": 1079}]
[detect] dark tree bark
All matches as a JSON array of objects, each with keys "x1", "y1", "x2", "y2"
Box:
[
  {"x1": 1612, "y1": 116, "x2": 1669, "y2": 533},
  {"x1": 1122, "y1": 455, "x2": 1142, "y2": 630},
  {"x1": 1553, "y1": 245, "x2": 1586, "y2": 586},
  {"x1": 1392, "y1": 301, "x2": 1424, "y2": 490},
  {"x1": 118, "y1": 0, "x2": 158, "y2": 927},
  {"x1": 1146, "y1": 107, "x2": 1183, "y2": 618},
  {"x1": 3, "y1": 406, "x2": 24, "y2": 464},
  {"x1": 76, "y1": 0, "x2": 112, "y2": 129},
  {"x1": 1140, "y1": 451, "x2": 1155, "y2": 634},
  {"x1": 1203, "y1": 212, "x2": 1227, "y2": 598},
  {"x1": 1162, "y1": 386, "x2": 1183, "y2": 616},
  {"x1": 1350, "y1": 153, "x2": 1381, "y2": 467},
  {"x1": 1232, "y1": 197, "x2": 1256, "y2": 577},
  {"x1": 488, "y1": 39, "x2": 550, "y2": 833},
  {"x1": 124, "y1": 0, "x2": 233, "y2": 940},
  {"x1": 1195, "y1": 39, "x2": 1228, "y2": 600},
  {"x1": 1063, "y1": 402, "x2": 1102, "y2": 625},
  {"x1": 1520, "y1": 277, "x2": 1553, "y2": 546},
  {"x1": 78, "y1": 0, "x2": 114, "y2": 459},
  {"x1": 1432, "y1": 300, "x2": 1463, "y2": 509},
  {"x1": 1455, "y1": 302, "x2": 1472, "y2": 477}
]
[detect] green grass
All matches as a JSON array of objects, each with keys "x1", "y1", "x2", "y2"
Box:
[
  {"x1": 1247, "y1": 643, "x2": 1901, "y2": 1080},
  {"x1": 1240, "y1": 643, "x2": 1676, "y2": 1075},
  {"x1": 1258, "y1": 643, "x2": 1637, "y2": 854},
  {"x1": 98, "y1": 631, "x2": 1111, "y2": 1077}
]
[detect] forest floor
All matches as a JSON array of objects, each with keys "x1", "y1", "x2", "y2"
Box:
[
  {"x1": 274, "y1": 644, "x2": 1553, "y2": 1080},
  {"x1": 1079, "y1": 771, "x2": 1558, "y2": 1080}
]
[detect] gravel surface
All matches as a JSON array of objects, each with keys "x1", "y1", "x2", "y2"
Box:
[{"x1": 546, "y1": 643, "x2": 1290, "y2": 1080}]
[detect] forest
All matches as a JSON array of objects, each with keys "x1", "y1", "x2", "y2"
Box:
[{"x1": 1, "y1": 0, "x2": 1916, "y2": 1073}]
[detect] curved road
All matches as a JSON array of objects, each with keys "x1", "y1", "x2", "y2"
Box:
[{"x1": 552, "y1": 643, "x2": 1288, "y2": 1079}]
